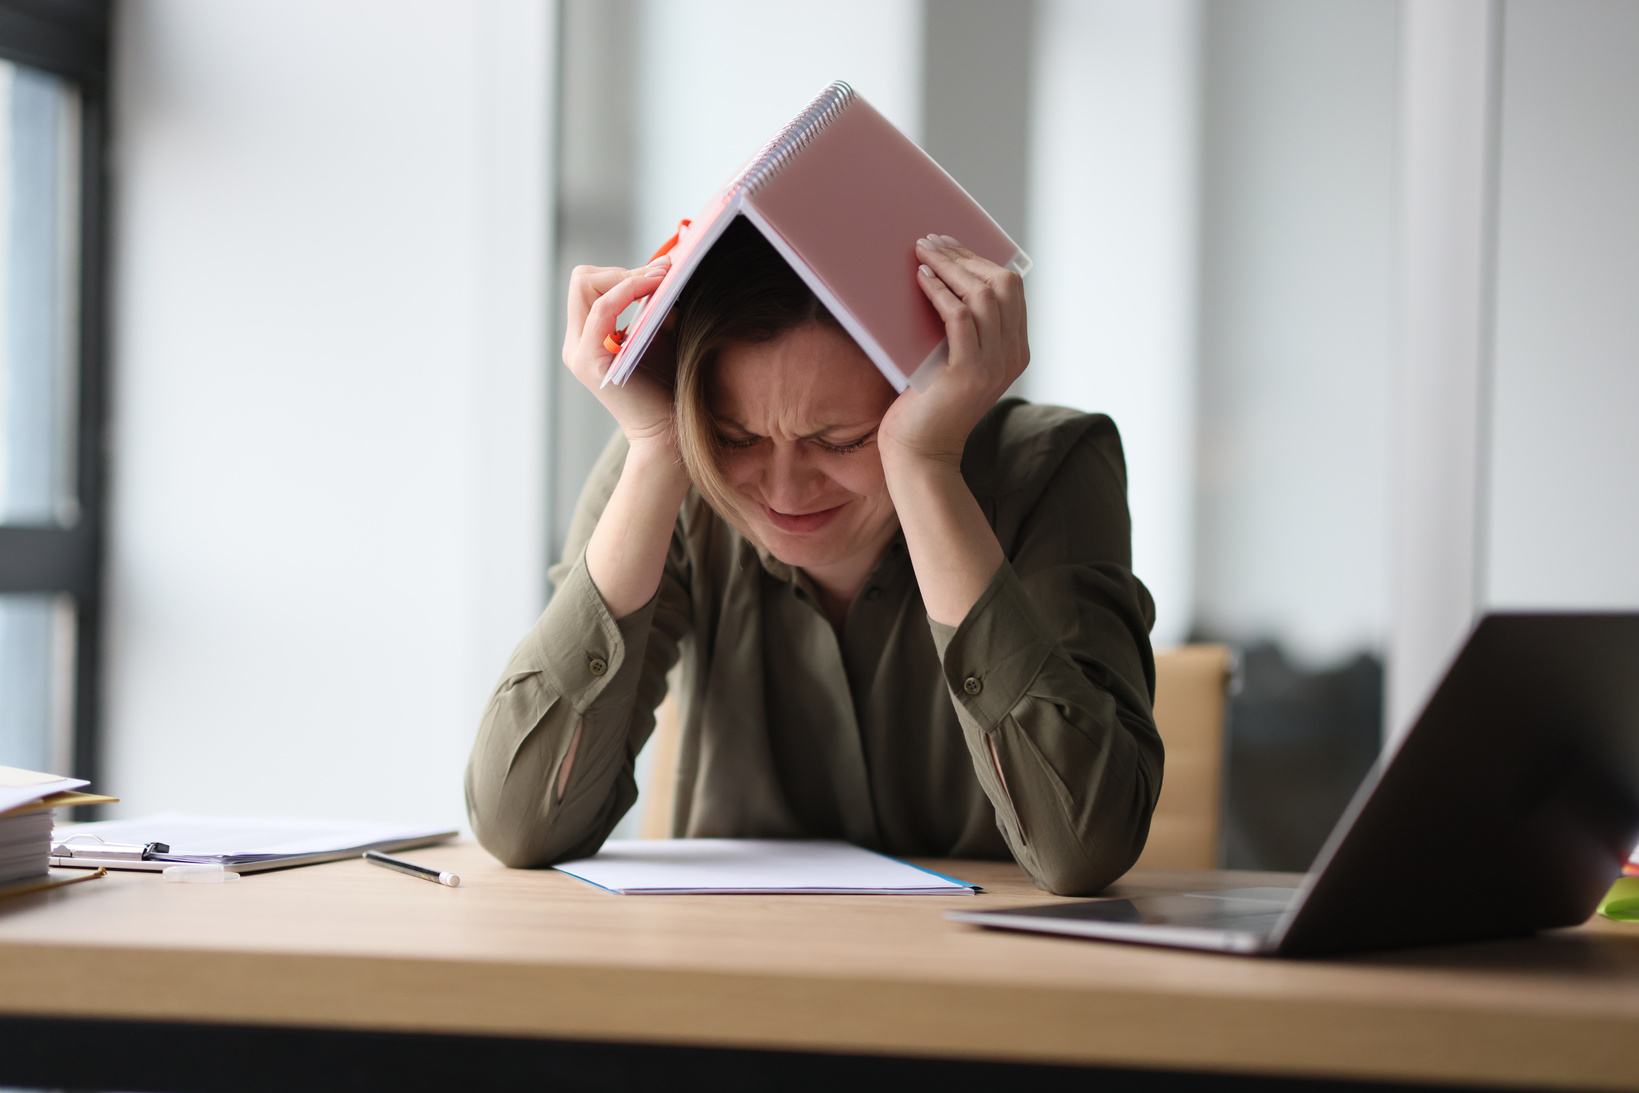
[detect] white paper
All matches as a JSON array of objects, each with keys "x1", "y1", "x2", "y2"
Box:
[
  {"x1": 553, "y1": 839, "x2": 979, "y2": 895},
  {"x1": 0, "y1": 766, "x2": 88, "y2": 815},
  {"x1": 52, "y1": 813, "x2": 454, "y2": 863}
]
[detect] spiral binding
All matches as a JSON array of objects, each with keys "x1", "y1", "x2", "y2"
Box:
[{"x1": 731, "y1": 81, "x2": 856, "y2": 197}]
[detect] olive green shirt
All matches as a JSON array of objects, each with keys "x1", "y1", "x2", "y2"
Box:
[{"x1": 465, "y1": 399, "x2": 1162, "y2": 895}]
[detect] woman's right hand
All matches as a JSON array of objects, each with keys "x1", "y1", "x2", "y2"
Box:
[
  {"x1": 568, "y1": 259, "x2": 694, "y2": 623},
  {"x1": 562, "y1": 259, "x2": 675, "y2": 452}
]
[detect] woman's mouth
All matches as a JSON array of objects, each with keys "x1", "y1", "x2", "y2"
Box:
[{"x1": 763, "y1": 504, "x2": 844, "y2": 534}]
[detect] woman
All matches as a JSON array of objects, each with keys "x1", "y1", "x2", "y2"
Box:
[{"x1": 465, "y1": 219, "x2": 1161, "y2": 895}]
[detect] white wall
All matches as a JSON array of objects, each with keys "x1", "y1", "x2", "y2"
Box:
[
  {"x1": 632, "y1": 0, "x2": 923, "y2": 258},
  {"x1": 1485, "y1": 0, "x2": 1639, "y2": 610},
  {"x1": 1387, "y1": 0, "x2": 1639, "y2": 736},
  {"x1": 104, "y1": 0, "x2": 554, "y2": 827},
  {"x1": 1193, "y1": 0, "x2": 1398, "y2": 666},
  {"x1": 1022, "y1": 0, "x2": 1200, "y2": 648},
  {"x1": 1386, "y1": 0, "x2": 1498, "y2": 738}
]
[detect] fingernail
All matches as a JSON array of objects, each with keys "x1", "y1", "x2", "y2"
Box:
[
  {"x1": 939, "y1": 235, "x2": 961, "y2": 248},
  {"x1": 918, "y1": 264, "x2": 934, "y2": 277},
  {"x1": 923, "y1": 234, "x2": 945, "y2": 250}
]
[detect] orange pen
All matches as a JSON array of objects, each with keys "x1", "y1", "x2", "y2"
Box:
[{"x1": 604, "y1": 219, "x2": 691, "y2": 355}]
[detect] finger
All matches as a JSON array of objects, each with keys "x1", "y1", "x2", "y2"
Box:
[
  {"x1": 979, "y1": 267, "x2": 1026, "y2": 379},
  {"x1": 569, "y1": 264, "x2": 661, "y2": 324},
  {"x1": 917, "y1": 240, "x2": 1004, "y2": 343},
  {"x1": 917, "y1": 234, "x2": 1016, "y2": 288},
  {"x1": 564, "y1": 266, "x2": 636, "y2": 358},
  {"x1": 926, "y1": 236, "x2": 1029, "y2": 381},
  {"x1": 578, "y1": 266, "x2": 669, "y2": 357},
  {"x1": 916, "y1": 235, "x2": 1018, "y2": 293},
  {"x1": 914, "y1": 237, "x2": 1003, "y2": 316},
  {"x1": 565, "y1": 260, "x2": 670, "y2": 362},
  {"x1": 935, "y1": 235, "x2": 1015, "y2": 282},
  {"x1": 917, "y1": 237, "x2": 1027, "y2": 347},
  {"x1": 916, "y1": 263, "x2": 981, "y2": 366},
  {"x1": 567, "y1": 275, "x2": 664, "y2": 381},
  {"x1": 578, "y1": 265, "x2": 640, "y2": 298},
  {"x1": 566, "y1": 264, "x2": 631, "y2": 318},
  {"x1": 1008, "y1": 286, "x2": 1029, "y2": 372},
  {"x1": 982, "y1": 265, "x2": 1025, "y2": 346}
]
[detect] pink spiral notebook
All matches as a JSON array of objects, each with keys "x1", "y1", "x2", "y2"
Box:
[{"x1": 604, "y1": 81, "x2": 1029, "y2": 393}]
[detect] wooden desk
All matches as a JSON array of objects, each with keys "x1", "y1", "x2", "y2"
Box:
[{"x1": 1, "y1": 843, "x2": 1638, "y2": 1092}]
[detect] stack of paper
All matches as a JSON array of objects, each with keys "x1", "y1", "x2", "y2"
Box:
[
  {"x1": 0, "y1": 766, "x2": 117, "y2": 890},
  {"x1": 0, "y1": 810, "x2": 54, "y2": 886},
  {"x1": 553, "y1": 839, "x2": 980, "y2": 895}
]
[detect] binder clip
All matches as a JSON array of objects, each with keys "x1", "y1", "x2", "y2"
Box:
[{"x1": 51, "y1": 834, "x2": 170, "y2": 861}]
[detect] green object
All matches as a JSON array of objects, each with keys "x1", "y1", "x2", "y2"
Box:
[{"x1": 1597, "y1": 876, "x2": 1639, "y2": 921}]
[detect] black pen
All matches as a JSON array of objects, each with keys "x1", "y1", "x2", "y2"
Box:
[{"x1": 363, "y1": 849, "x2": 461, "y2": 887}]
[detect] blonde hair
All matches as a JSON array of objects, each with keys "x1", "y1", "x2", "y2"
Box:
[{"x1": 672, "y1": 217, "x2": 845, "y2": 541}]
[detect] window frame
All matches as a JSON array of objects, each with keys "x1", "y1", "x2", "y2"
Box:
[{"x1": 0, "y1": 0, "x2": 110, "y2": 802}]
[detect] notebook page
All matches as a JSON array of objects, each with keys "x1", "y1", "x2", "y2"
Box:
[{"x1": 553, "y1": 838, "x2": 979, "y2": 895}]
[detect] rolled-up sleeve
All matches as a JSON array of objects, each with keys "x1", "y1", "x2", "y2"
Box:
[
  {"x1": 465, "y1": 431, "x2": 689, "y2": 867},
  {"x1": 931, "y1": 418, "x2": 1163, "y2": 895}
]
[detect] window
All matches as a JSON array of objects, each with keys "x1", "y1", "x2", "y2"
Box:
[{"x1": 0, "y1": 0, "x2": 108, "y2": 796}]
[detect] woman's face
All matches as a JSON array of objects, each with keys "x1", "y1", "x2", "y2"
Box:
[{"x1": 708, "y1": 322, "x2": 900, "y2": 573}]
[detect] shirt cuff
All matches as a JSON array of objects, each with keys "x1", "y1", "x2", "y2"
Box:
[
  {"x1": 933, "y1": 561, "x2": 1056, "y2": 729},
  {"x1": 523, "y1": 549, "x2": 657, "y2": 712}
]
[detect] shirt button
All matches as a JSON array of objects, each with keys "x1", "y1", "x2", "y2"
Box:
[
  {"x1": 588, "y1": 656, "x2": 608, "y2": 676},
  {"x1": 865, "y1": 587, "x2": 882, "y2": 602},
  {"x1": 963, "y1": 676, "x2": 983, "y2": 696}
]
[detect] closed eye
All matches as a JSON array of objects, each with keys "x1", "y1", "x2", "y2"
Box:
[
  {"x1": 817, "y1": 429, "x2": 875, "y2": 454},
  {"x1": 715, "y1": 429, "x2": 876, "y2": 453}
]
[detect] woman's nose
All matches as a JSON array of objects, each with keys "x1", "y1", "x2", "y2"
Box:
[{"x1": 761, "y1": 442, "x2": 823, "y2": 511}]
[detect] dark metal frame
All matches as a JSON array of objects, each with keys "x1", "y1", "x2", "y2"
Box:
[{"x1": 0, "y1": 0, "x2": 111, "y2": 801}]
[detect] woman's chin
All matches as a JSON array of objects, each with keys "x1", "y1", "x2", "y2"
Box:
[{"x1": 759, "y1": 528, "x2": 846, "y2": 570}]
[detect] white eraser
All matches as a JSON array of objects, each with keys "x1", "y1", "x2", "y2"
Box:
[{"x1": 162, "y1": 864, "x2": 243, "y2": 883}]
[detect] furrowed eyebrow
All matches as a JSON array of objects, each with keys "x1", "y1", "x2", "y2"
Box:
[
  {"x1": 714, "y1": 420, "x2": 878, "y2": 441},
  {"x1": 712, "y1": 417, "x2": 762, "y2": 440}
]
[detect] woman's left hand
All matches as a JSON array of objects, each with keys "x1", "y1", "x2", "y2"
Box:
[{"x1": 878, "y1": 235, "x2": 1029, "y2": 470}]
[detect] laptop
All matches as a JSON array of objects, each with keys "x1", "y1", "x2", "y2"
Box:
[{"x1": 947, "y1": 613, "x2": 1639, "y2": 956}]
